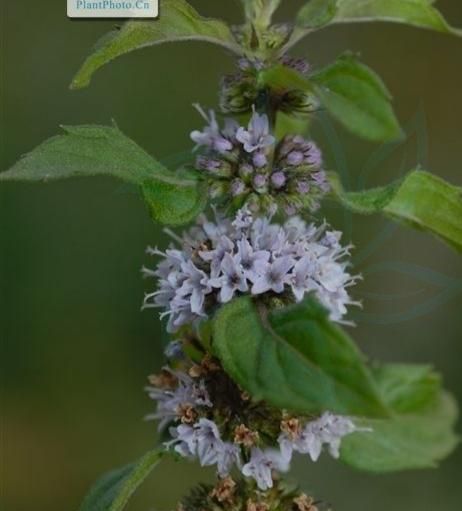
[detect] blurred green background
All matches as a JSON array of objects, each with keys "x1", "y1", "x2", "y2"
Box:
[{"x1": 1, "y1": 1, "x2": 462, "y2": 510}]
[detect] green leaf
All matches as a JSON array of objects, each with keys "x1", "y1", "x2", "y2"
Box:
[
  {"x1": 330, "y1": 170, "x2": 462, "y2": 252},
  {"x1": 261, "y1": 55, "x2": 401, "y2": 142},
  {"x1": 341, "y1": 366, "x2": 459, "y2": 472},
  {"x1": 78, "y1": 449, "x2": 164, "y2": 511},
  {"x1": 212, "y1": 296, "x2": 389, "y2": 418},
  {"x1": 142, "y1": 175, "x2": 208, "y2": 226},
  {"x1": 275, "y1": 111, "x2": 310, "y2": 140},
  {"x1": 0, "y1": 125, "x2": 207, "y2": 226},
  {"x1": 241, "y1": 0, "x2": 282, "y2": 27},
  {"x1": 0, "y1": 125, "x2": 168, "y2": 184},
  {"x1": 260, "y1": 64, "x2": 314, "y2": 92},
  {"x1": 71, "y1": 0, "x2": 241, "y2": 90},
  {"x1": 297, "y1": 0, "x2": 338, "y2": 28},
  {"x1": 293, "y1": 0, "x2": 462, "y2": 40},
  {"x1": 310, "y1": 54, "x2": 402, "y2": 142},
  {"x1": 333, "y1": 0, "x2": 462, "y2": 36},
  {"x1": 372, "y1": 364, "x2": 440, "y2": 414}
]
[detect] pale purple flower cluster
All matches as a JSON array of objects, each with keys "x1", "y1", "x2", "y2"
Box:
[
  {"x1": 278, "y1": 413, "x2": 360, "y2": 463},
  {"x1": 167, "y1": 413, "x2": 359, "y2": 490},
  {"x1": 147, "y1": 368, "x2": 289, "y2": 489},
  {"x1": 191, "y1": 105, "x2": 329, "y2": 214},
  {"x1": 162, "y1": 403, "x2": 356, "y2": 489},
  {"x1": 192, "y1": 104, "x2": 274, "y2": 169},
  {"x1": 142, "y1": 208, "x2": 360, "y2": 333},
  {"x1": 146, "y1": 369, "x2": 212, "y2": 430},
  {"x1": 148, "y1": 368, "x2": 360, "y2": 489},
  {"x1": 167, "y1": 418, "x2": 289, "y2": 489}
]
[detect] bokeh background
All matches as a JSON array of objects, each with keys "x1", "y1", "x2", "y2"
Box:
[{"x1": 1, "y1": 1, "x2": 462, "y2": 510}]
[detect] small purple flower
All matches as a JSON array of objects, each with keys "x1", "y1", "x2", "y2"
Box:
[
  {"x1": 194, "y1": 418, "x2": 224, "y2": 467},
  {"x1": 236, "y1": 110, "x2": 275, "y2": 153},
  {"x1": 199, "y1": 236, "x2": 234, "y2": 278},
  {"x1": 217, "y1": 443, "x2": 241, "y2": 477},
  {"x1": 236, "y1": 238, "x2": 270, "y2": 281},
  {"x1": 251, "y1": 256, "x2": 295, "y2": 294},
  {"x1": 241, "y1": 448, "x2": 289, "y2": 490},
  {"x1": 290, "y1": 257, "x2": 316, "y2": 301},
  {"x1": 209, "y1": 253, "x2": 248, "y2": 302},
  {"x1": 241, "y1": 448, "x2": 274, "y2": 490},
  {"x1": 165, "y1": 416, "x2": 242, "y2": 477},
  {"x1": 177, "y1": 260, "x2": 212, "y2": 315},
  {"x1": 190, "y1": 105, "x2": 233, "y2": 154},
  {"x1": 167, "y1": 423, "x2": 197, "y2": 457}
]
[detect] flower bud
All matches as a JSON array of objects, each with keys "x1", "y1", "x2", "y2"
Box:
[
  {"x1": 271, "y1": 171, "x2": 286, "y2": 189},
  {"x1": 253, "y1": 151, "x2": 267, "y2": 168},
  {"x1": 253, "y1": 173, "x2": 269, "y2": 192},
  {"x1": 231, "y1": 179, "x2": 247, "y2": 197},
  {"x1": 296, "y1": 180, "x2": 310, "y2": 195},
  {"x1": 287, "y1": 151, "x2": 304, "y2": 166},
  {"x1": 239, "y1": 162, "x2": 254, "y2": 179}
]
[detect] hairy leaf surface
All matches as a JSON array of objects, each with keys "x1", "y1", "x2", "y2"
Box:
[
  {"x1": 330, "y1": 170, "x2": 462, "y2": 252},
  {"x1": 310, "y1": 55, "x2": 402, "y2": 141},
  {"x1": 262, "y1": 55, "x2": 401, "y2": 142},
  {"x1": 78, "y1": 449, "x2": 164, "y2": 511},
  {"x1": 291, "y1": 0, "x2": 462, "y2": 48},
  {"x1": 297, "y1": 0, "x2": 338, "y2": 28},
  {"x1": 341, "y1": 366, "x2": 459, "y2": 472},
  {"x1": 72, "y1": 0, "x2": 240, "y2": 89},
  {"x1": 0, "y1": 125, "x2": 206, "y2": 226},
  {"x1": 213, "y1": 297, "x2": 388, "y2": 417}
]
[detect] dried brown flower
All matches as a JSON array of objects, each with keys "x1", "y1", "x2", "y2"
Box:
[
  {"x1": 210, "y1": 477, "x2": 236, "y2": 504},
  {"x1": 240, "y1": 390, "x2": 251, "y2": 401},
  {"x1": 148, "y1": 369, "x2": 177, "y2": 389},
  {"x1": 201, "y1": 354, "x2": 221, "y2": 373},
  {"x1": 189, "y1": 364, "x2": 206, "y2": 378},
  {"x1": 293, "y1": 494, "x2": 318, "y2": 511},
  {"x1": 247, "y1": 499, "x2": 269, "y2": 511},
  {"x1": 280, "y1": 418, "x2": 301, "y2": 440},
  {"x1": 234, "y1": 424, "x2": 260, "y2": 447},
  {"x1": 178, "y1": 404, "x2": 198, "y2": 424}
]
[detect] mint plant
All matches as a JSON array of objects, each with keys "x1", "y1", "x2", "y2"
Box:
[{"x1": 2, "y1": 1, "x2": 462, "y2": 510}]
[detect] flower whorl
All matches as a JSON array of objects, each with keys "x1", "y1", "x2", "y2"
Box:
[
  {"x1": 142, "y1": 208, "x2": 360, "y2": 333},
  {"x1": 190, "y1": 106, "x2": 329, "y2": 215}
]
